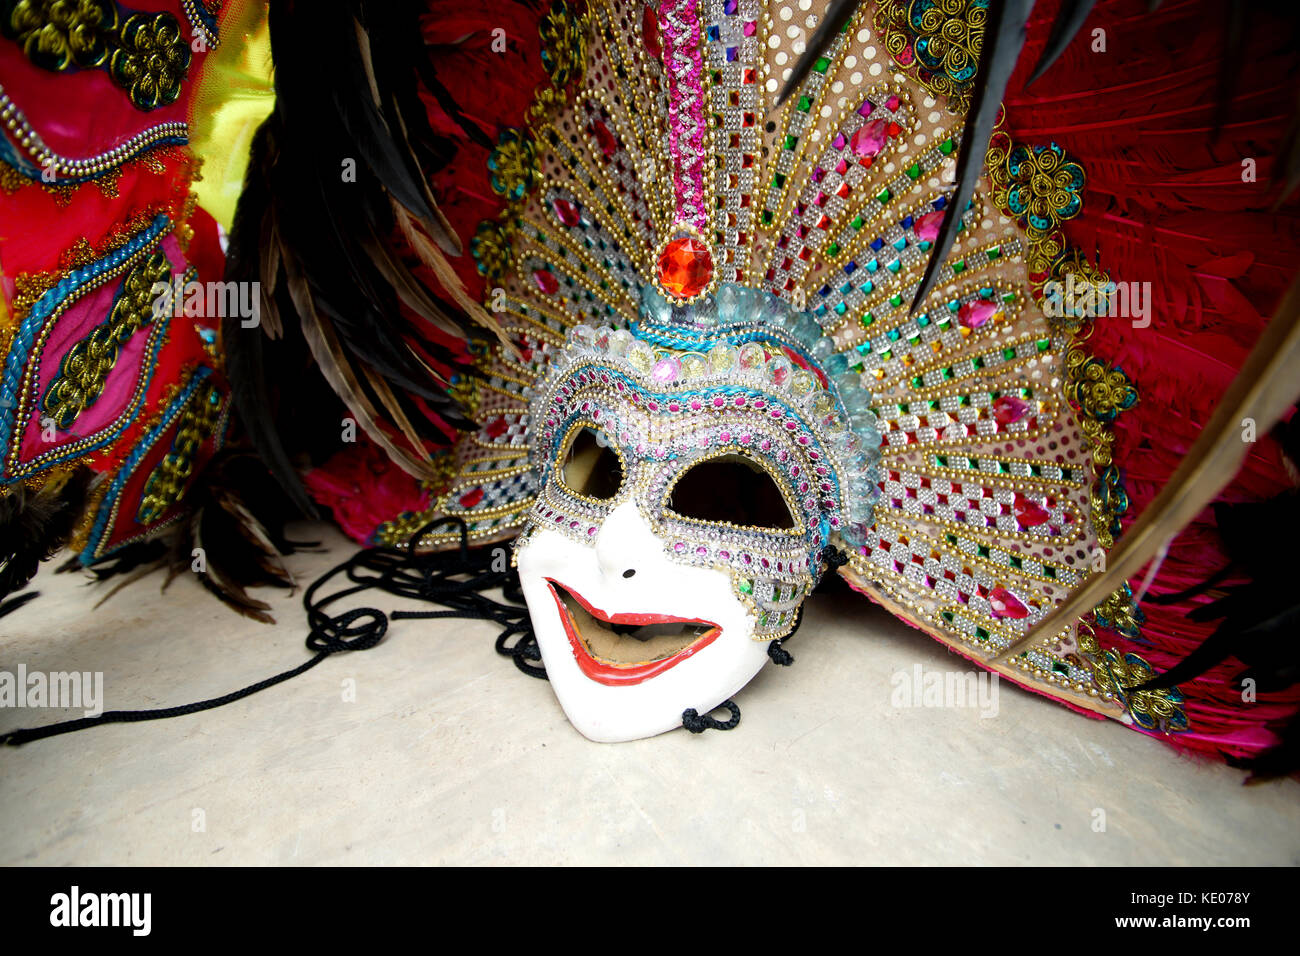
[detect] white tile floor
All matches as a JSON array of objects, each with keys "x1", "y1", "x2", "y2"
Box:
[{"x1": 1, "y1": 523, "x2": 1296, "y2": 865}]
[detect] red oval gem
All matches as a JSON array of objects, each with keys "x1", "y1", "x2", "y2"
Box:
[
  {"x1": 484, "y1": 417, "x2": 509, "y2": 439},
  {"x1": 989, "y1": 586, "x2": 1029, "y2": 619},
  {"x1": 643, "y1": 6, "x2": 662, "y2": 59},
  {"x1": 591, "y1": 119, "x2": 617, "y2": 159},
  {"x1": 1014, "y1": 494, "x2": 1050, "y2": 528},
  {"x1": 656, "y1": 235, "x2": 713, "y2": 299},
  {"x1": 459, "y1": 487, "x2": 485, "y2": 508},
  {"x1": 552, "y1": 197, "x2": 581, "y2": 227},
  {"x1": 992, "y1": 395, "x2": 1030, "y2": 425},
  {"x1": 533, "y1": 269, "x2": 558, "y2": 294}
]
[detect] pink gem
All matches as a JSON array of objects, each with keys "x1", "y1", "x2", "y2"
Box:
[
  {"x1": 650, "y1": 357, "x2": 681, "y2": 383},
  {"x1": 1014, "y1": 494, "x2": 1050, "y2": 528},
  {"x1": 552, "y1": 198, "x2": 581, "y2": 227},
  {"x1": 958, "y1": 299, "x2": 999, "y2": 329},
  {"x1": 992, "y1": 395, "x2": 1031, "y2": 425},
  {"x1": 533, "y1": 269, "x2": 558, "y2": 294},
  {"x1": 885, "y1": 95, "x2": 900, "y2": 111},
  {"x1": 914, "y1": 210, "x2": 944, "y2": 243},
  {"x1": 850, "y1": 119, "x2": 887, "y2": 159},
  {"x1": 989, "y1": 587, "x2": 1029, "y2": 620}
]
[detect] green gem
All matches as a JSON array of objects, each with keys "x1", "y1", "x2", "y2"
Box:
[
  {"x1": 952, "y1": 259, "x2": 966, "y2": 273},
  {"x1": 797, "y1": 95, "x2": 812, "y2": 113},
  {"x1": 876, "y1": 187, "x2": 892, "y2": 203},
  {"x1": 940, "y1": 139, "x2": 955, "y2": 155},
  {"x1": 851, "y1": 215, "x2": 865, "y2": 230},
  {"x1": 861, "y1": 312, "x2": 875, "y2": 327},
  {"x1": 826, "y1": 241, "x2": 840, "y2": 256},
  {"x1": 813, "y1": 56, "x2": 831, "y2": 74},
  {"x1": 783, "y1": 135, "x2": 798, "y2": 150},
  {"x1": 739, "y1": 579, "x2": 754, "y2": 594},
  {"x1": 986, "y1": 246, "x2": 1001, "y2": 260},
  {"x1": 906, "y1": 163, "x2": 921, "y2": 180},
  {"x1": 1036, "y1": 338, "x2": 1051, "y2": 353},
  {"x1": 1003, "y1": 347, "x2": 1017, "y2": 360},
  {"x1": 772, "y1": 173, "x2": 787, "y2": 188}
]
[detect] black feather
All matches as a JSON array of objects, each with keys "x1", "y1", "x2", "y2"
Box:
[
  {"x1": 1025, "y1": 0, "x2": 1095, "y2": 87},
  {"x1": 910, "y1": 0, "x2": 1036, "y2": 315},
  {"x1": 0, "y1": 468, "x2": 94, "y2": 603}
]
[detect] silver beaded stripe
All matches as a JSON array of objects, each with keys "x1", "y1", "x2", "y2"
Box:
[{"x1": 0, "y1": 85, "x2": 187, "y2": 182}]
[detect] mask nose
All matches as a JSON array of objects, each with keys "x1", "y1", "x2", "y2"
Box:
[{"x1": 593, "y1": 501, "x2": 659, "y2": 583}]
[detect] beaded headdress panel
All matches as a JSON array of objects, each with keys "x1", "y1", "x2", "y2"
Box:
[{"x1": 376, "y1": 0, "x2": 1174, "y2": 731}]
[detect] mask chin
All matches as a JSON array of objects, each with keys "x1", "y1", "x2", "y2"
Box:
[{"x1": 516, "y1": 510, "x2": 771, "y2": 742}]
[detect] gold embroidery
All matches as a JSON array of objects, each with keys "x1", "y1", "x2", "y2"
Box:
[
  {"x1": 136, "y1": 379, "x2": 223, "y2": 524},
  {"x1": 42, "y1": 250, "x2": 172, "y2": 429},
  {"x1": 4, "y1": 1, "x2": 191, "y2": 111}
]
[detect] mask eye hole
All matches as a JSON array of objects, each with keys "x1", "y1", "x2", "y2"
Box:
[
  {"x1": 559, "y1": 426, "x2": 624, "y2": 501},
  {"x1": 668, "y1": 454, "x2": 798, "y2": 531}
]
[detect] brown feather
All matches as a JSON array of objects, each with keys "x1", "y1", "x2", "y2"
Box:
[{"x1": 282, "y1": 251, "x2": 441, "y2": 480}]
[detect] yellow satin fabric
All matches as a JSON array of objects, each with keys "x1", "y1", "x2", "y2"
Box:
[{"x1": 187, "y1": 0, "x2": 275, "y2": 232}]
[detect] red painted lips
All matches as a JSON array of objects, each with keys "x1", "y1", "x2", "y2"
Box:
[{"x1": 545, "y1": 579, "x2": 722, "y2": 686}]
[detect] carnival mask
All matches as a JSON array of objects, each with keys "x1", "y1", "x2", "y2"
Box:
[
  {"x1": 515, "y1": 285, "x2": 882, "y2": 740},
  {"x1": 373, "y1": 0, "x2": 1154, "y2": 746}
]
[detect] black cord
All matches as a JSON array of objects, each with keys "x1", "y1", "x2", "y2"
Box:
[
  {"x1": 767, "y1": 640, "x2": 794, "y2": 666},
  {"x1": 820, "y1": 543, "x2": 849, "y2": 570},
  {"x1": 1, "y1": 517, "x2": 542, "y2": 746},
  {"x1": 681, "y1": 699, "x2": 741, "y2": 733}
]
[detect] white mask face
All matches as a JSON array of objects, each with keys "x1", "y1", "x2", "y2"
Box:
[
  {"x1": 516, "y1": 501, "x2": 768, "y2": 742},
  {"x1": 511, "y1": 295, "x2": 883, "y2": 742}
]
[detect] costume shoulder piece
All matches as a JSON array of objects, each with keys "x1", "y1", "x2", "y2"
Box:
[{"x1": 0, "y1": 1, "x2": 293, "y2": 617}]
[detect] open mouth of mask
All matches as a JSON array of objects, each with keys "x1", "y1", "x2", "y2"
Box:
[{"x1": 546, "y1": 579, "x2": 721, "y2": 682}]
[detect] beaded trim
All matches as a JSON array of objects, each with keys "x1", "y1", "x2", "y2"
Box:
[
  {"x1": 0, "y1": 213, "x2": 176, "y2": 484},
  {"x1": 0, "y1": 83, "x2": 187, "y2": 183}
]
